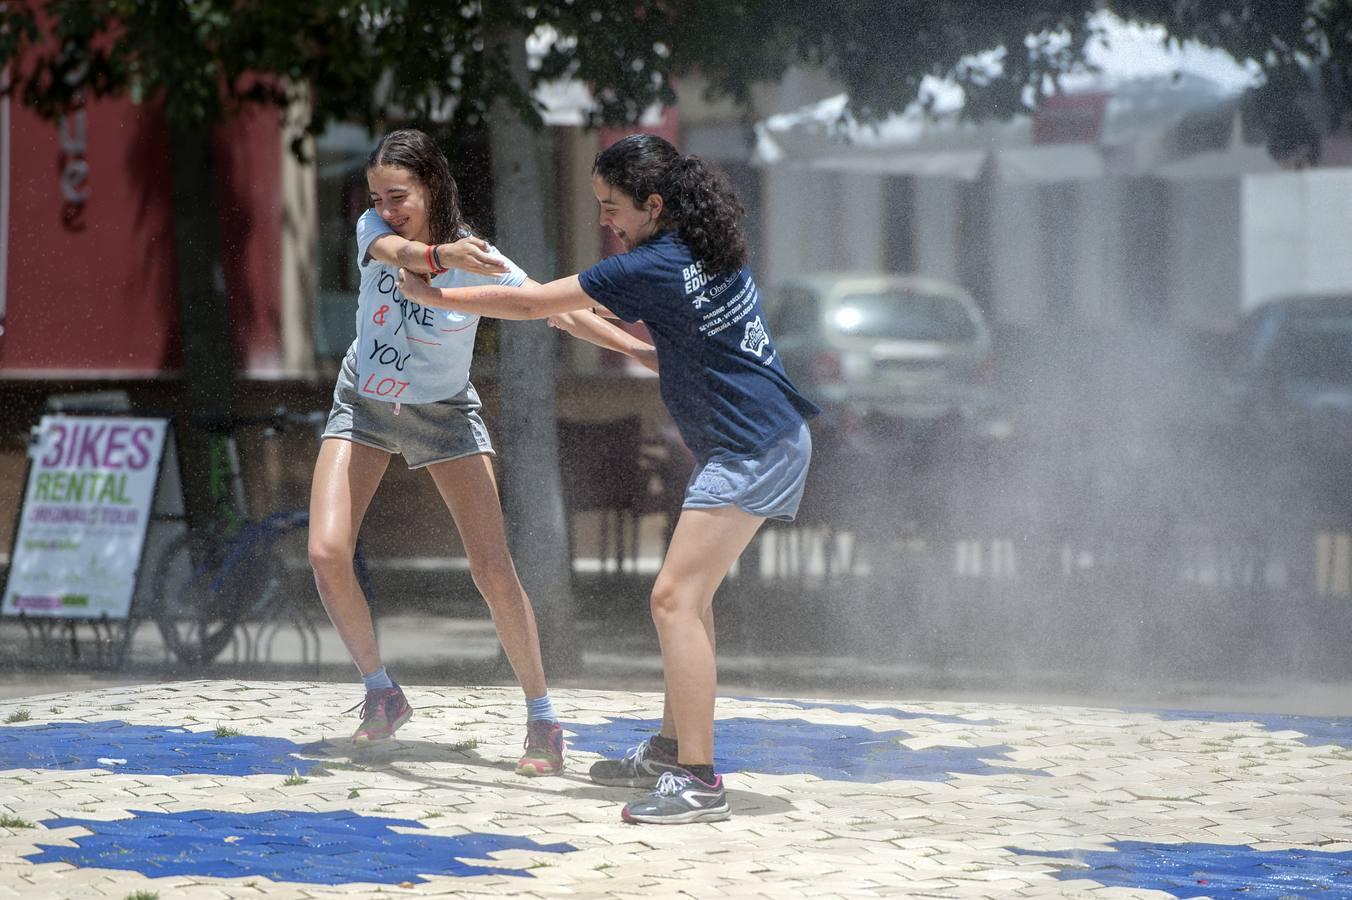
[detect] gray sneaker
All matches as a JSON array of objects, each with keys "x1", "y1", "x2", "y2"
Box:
[
  {"x1": 589, "y1": 738, "x2": 685, "y2": 788},
  {"x1": 621, "y1": 771, "x2": 730, "y2": 824}
]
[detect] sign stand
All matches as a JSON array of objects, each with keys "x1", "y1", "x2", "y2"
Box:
[
  {"x1": 13, "y1": 610, "x2": 122, "y2": 665},
  {"x1": 2, "y1": 411, "x2": 182, "y2": 669}
]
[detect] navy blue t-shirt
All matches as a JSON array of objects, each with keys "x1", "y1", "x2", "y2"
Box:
[{"x1": 578, "y1": 230, "x2": 819, "y2": 463}]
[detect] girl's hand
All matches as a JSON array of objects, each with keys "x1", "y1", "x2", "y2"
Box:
[
  {"x1": 437, "y1": 237, "x2": 510, "y2": 276},
  {"x1": 396, "y1": 268, "x2": 434, "y2": 302}
]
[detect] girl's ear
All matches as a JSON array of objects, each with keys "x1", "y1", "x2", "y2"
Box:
[{"x1": 644, "y1": 193, "x2": 664, "y2": 218}]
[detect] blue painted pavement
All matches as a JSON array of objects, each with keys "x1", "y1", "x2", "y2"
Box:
[
  {"x1": 566, "y1": 715, "x2": 1040, "y2": 783},
  {"x1": 1013, "y1": 841, "x2": 1352, "y2": 899},
  {"x1": 0, "y1": 721, "x2": 323, "y2": 776},
  {"x1": 27, "y1": 809, "x2": 576, "y2": 884},
  {"x1": 745, "y1": 697, "x2": 997, "y2": 727},
  {"x1": 1149, "y1": 709, "x2": 1352, "y2": 750}
]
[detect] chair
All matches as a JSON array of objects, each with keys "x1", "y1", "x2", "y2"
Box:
[{"x1": 557, "y1": 418, "x2": 647, "y2": 573}]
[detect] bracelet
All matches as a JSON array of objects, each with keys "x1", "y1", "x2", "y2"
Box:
[
  {"x1": 426, "y1": 244, "x2": 447, "y2": 275},
  {"x1": 431, "y1": 243, "x2": 445, "y2": 272}
]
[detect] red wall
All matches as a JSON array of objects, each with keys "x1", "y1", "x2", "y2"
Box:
[
  {"x1": 214, "y1": 104, "x2": 284, "y2": 374},
  {"x1": 0, "y1": 92, "x2": 283, "y2": 376},
  {"x1": 1, "y1": 97, "x2": 179, "y2": 374}
]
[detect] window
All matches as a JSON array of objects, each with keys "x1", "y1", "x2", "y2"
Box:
[
  {"x1": 834, "y1": 290, "x2": 978, "y2": 342},
  {"x1": 771, "y1": 287, "x2": 820, "y2": 338},
  {"x1": 1273, "y1": 315, "x2": 1352, "y2": 384},
  {"x1": 314, "y1": 125, "x2": 375, "y2": 358}
]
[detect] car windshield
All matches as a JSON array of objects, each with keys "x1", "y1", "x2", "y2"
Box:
[
  {"x1": 1273, "y1": 315, "x2": 1352, "y2": 384},
  {"x1": 833, "y1": 290, "x2": 978, "y2": 341}
]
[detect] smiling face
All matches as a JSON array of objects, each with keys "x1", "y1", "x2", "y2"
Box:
[
  {"x1": 592, "y1": 174, "x2": 663, "y2": 252},
  {"x1": 367, "y1": 164, "x2": 432, "y2": 244}
]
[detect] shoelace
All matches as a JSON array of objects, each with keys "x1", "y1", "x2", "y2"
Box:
[
  {"x1": 343, "y1": 690, "x2": 393, "y2": 718},
  {"x1": 624, "y1": 741, "x2": 651, "y2": 764},
  {"x1": 522, "y1": 721, "x2": 556, "y2": 750},
  {"x1": 654, "y1": 771, "x2": 692, "y2": 796}
]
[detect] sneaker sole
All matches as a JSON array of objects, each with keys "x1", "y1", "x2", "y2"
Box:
[
  {"x1": 589, "y1": 772, "x2": 662, "y2": 788},
  {"x1": 351, "y1": 707, "x2": 412, "y2": 745},
  {"x1": 621, "y1": 803, "x2": 731, "y2": 825},
  {"x1": 515, "y1": 758, "x2": 565, "y2": 777}
]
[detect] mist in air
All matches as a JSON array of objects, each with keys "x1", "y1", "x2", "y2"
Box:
[{"x1": 711, "y1": 178, "x2": 1352, "y2": 706}]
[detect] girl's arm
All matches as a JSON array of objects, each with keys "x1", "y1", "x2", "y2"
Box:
[
  {"x1": 397, "y1": 269, "x2": 596, "y2": 320},
  {"x1": 549, "y1": 310, "x2": 659, "y2": 374},
  {"x1": 398, "y1": 268, "x2": 657, "y2": 369},
  {"x1": 369, "y1": 232, "x2": 510, "y2": 277}
]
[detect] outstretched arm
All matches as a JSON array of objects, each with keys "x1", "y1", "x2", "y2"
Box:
[
  {"x1": 368, "y1": 230, "x2": 510, "y2": 277},
  {"x1": 549, "y1": 310, "x2": 658, "y2": 374},
  {"x1": 397, "y1": 269, "x2": 595, "y2": 320}
]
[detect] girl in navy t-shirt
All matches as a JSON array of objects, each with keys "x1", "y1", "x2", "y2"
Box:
[{"x1": 398, "y1": 133, "x2": 817, "y2": 825}]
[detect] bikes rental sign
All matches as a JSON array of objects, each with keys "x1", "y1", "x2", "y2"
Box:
[{"x1": 3, "y1": 416, "x2": 168, "y2": 620}]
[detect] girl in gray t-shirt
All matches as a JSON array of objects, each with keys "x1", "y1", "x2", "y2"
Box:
[{"x1": 312, "y1": 129, "x2": 650, "y2": 774}]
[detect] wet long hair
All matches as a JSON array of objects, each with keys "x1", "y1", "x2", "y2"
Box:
[
  {"x1": 367, "y1": 129, "x2": 473, "y2": 244},
  {"x1": 593, "y1": 133, "x2": 747, "y2": 275}
]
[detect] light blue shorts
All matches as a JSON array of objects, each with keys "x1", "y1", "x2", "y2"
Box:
[{"x1": 683, "y1": 421, "x2": 813, "y2": 521}]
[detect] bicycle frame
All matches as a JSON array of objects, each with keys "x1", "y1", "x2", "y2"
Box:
[{"x1": 149, "y1": 408, "x2": 353, "y2": 666}]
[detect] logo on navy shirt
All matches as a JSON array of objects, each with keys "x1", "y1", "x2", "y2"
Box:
[
  {"x1": 682, "y1": 260, "x2": 710, "y2": 294},
  {"x1": 741, "y1": 317, "x2": 770, "y2": 357}
]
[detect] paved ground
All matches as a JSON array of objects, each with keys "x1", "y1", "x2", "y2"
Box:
[
  {"x1": 1, "y1": 680, "x2": 1351, "y2": 898},
  {"x1": 10, "y1": 611, "x2": 1352, "y2": 717}
]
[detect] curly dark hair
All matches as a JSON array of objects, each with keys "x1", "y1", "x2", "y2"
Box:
[
  {"x1": 593, "y1": 133, "x2": 747, "y2": 275},
  {"x1": 367, "y1": 128, "x2": 474, "y2": 244}
]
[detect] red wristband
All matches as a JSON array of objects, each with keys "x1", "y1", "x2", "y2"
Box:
[{"x1": 426, "y1": 244, "x2": 446, "y2": 275}]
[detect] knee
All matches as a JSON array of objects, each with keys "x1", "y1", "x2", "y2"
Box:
[
  {"x1": 308, "y1": 534, "x2": 353, "y2": 582},
  {"x1": 648, "y1": 577, "x2": 683, "y2": 626},
  {"x1": 469, "y1": 555, "x2": 522, "y2": 605}
]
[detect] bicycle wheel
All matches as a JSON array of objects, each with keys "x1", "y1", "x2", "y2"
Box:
[
  {"x1": 229, "y1": 529, "x2": 324, "y2": 665},
  {"x1": 149, "y1": 533, "x2": 241, "y2": 665}
]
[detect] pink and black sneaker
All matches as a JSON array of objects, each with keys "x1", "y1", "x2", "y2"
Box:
[
  {"x1": 516, "y1": 720, "x2": 567, "y2": 776},
  {"x1": 347, "y1": 686, "x2": 412, "y2": 744}
]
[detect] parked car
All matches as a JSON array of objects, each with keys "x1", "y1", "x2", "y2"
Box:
[
  {"x1": 764, "y1": 272, "x2": 998, "y2": 533},
  {"x1": 765, "y1": 271, "x2": 995, "y2": 430},
  {"x1": 1222, "y1": 293, "x2": 1352, "y2": 515},
  {"x1": 1226, "y1": 293, "x2": 1352, "y2": 461}
]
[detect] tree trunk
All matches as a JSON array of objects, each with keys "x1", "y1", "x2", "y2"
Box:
[
  {"x1": 488, "y1": 33, "x2": 580, "y2": 674},
  {"x1": 170, "y1": 122, "x2": 236, "y2": 541}
]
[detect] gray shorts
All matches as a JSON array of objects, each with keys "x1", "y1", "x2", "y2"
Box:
[
  {"x1": 323, "y1": 351, "x2": 494, "y2": 469},
  {"x1": 683, "y1": 420, "x2": 813, "y2": 521}
]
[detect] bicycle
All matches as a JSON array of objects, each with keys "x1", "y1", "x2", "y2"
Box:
[{"x1": 146, "y1": 407, "x2": 375, "y2": 666}]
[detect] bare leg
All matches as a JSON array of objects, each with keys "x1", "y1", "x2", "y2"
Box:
[
  {"x1": 308, "y1": 438, "x2": 391, "y2": 675},
  {"x1": 650, "y1": 507, "x2": 764, "y2": 765},
  {"x1": 426, "y1": 454, "x2": 548, "y2": 699},
  {"x1": 660, "y1": 605, "x2": 714, "y2": 741}
]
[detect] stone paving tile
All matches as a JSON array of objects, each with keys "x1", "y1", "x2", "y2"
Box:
[{"x1": 2, "y1": 681, "x2": 1352, "y2": 898}]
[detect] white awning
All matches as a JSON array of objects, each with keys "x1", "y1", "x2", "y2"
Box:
[
  {"x1": 995, "y1": 144, "x2": 1105, "y2": 183},
  {"x1": 752, "y1": 11, "x2": 1264, "y2": 184}
]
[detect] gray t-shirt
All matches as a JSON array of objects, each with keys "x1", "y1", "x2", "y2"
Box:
[{"x1": 352, "y1": 209, "x2": 527, "y2": 404}]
